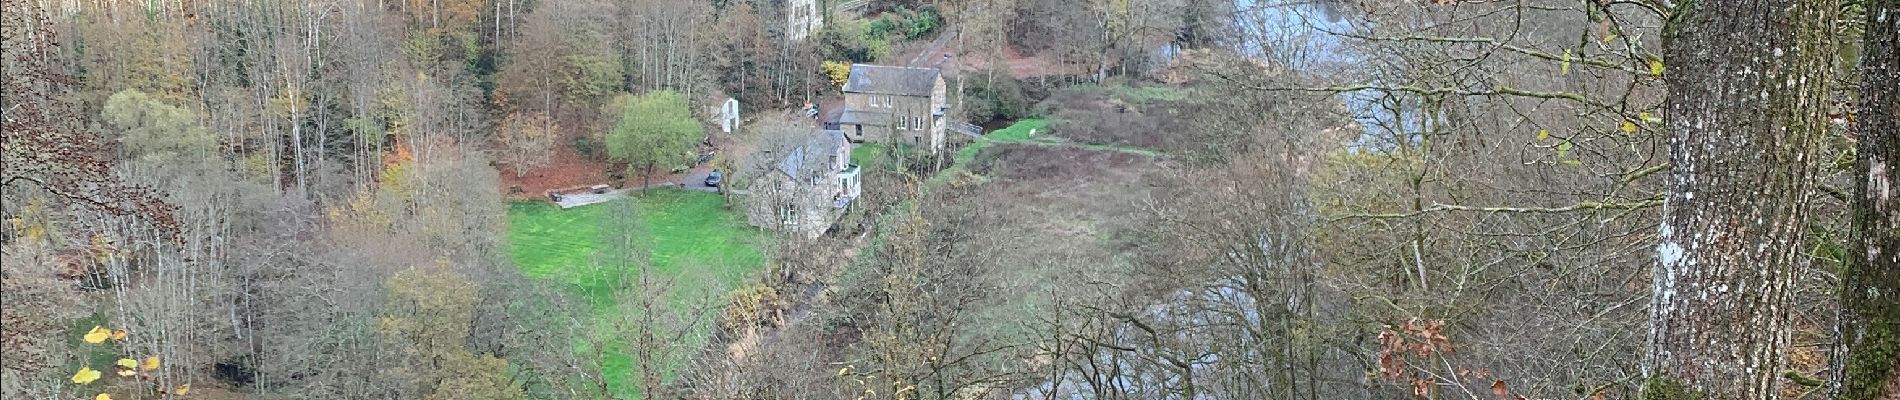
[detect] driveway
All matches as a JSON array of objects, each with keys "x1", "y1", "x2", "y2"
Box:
[
  {"x1": 678, "y1": 167, "x2": 722, "y2": 192},
  {"x1": 553, "y1": 187, "x2": 638, "y2": 209}
]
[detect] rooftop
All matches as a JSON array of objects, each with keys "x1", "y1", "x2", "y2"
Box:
[
  {"x1": 776, "y1": 129, "x2": 849, "y2": 178},
  {"x1": 842, "y1": 64, "x2": 941, "y2": 97}
]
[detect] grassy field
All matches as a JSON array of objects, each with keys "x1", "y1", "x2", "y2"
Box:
[
  {"x1": 506, "y1": 189, "x2": 765, "y2": 398},
  {"x1": 984, "y1": 118, "x2": 1049, "y2": 142}
]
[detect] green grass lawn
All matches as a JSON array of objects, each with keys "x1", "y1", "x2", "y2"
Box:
[
  {"x1": 850, "y1": 142, "x2": 923, "y2": 172},
  {"x1": 849, "y1": 143, "x2": 885, "y2": 166},
  {"x1": 984, "y1": 118, "x2": 1049, "y2": 142},
  {"x1": 506, "y1": 189, "x2": 766, "y2": 399}
]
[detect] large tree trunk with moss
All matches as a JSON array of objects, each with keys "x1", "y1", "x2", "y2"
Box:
[
  {"x1": 1836, "y1": 0, "x2": 1900, "y2": 397},
  {"x1": 1644, "y1": 0, "x2": 1836, "y2": 398}
]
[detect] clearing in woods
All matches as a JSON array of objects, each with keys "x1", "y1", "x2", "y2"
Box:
[{"x1": 505, "y1": 189, "x2": 767, "y2": 398}]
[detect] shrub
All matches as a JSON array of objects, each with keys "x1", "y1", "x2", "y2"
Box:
[
  {"x1": 905, "y1": 7, "x2": 940, "y2": 40},
  {"x1": 959, "y1": 73, "x2": 1032, "y2": 123},
  {"x1": 572, "y1": 135, "x2": 598, "y2": 157},
  {"x1": 817, "y1": 21, "x2": 889, "y2": 63},
  {"x1": 866, "y1": 18, "x2": 897, "y2": 40}
]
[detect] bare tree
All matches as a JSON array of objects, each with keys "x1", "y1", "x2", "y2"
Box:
[{"x1": 496, "y1": 112, "x2": 557, "y2": 178}]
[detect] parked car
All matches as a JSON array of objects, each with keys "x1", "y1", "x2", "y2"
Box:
[{"x1": 704, "y1": 170, "x2": 723, "y2": 187}]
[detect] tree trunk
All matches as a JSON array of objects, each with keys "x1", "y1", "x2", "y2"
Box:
[
  {"x1": 1835, "y1": 0, "x2": 1900, "y2": 398},
  {"x1": 1645, "y1": 0, "x2": 1836, "y2": 398}
]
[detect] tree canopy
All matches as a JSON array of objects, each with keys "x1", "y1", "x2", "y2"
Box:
[
  {"x1": 605, "y1": 90, "x2": 703, "y2": 177},
  {"x1": 101, "y1": 89, "x2": 215, "y2": 166}
]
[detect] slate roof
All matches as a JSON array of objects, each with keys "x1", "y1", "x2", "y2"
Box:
[
  {"x1": 838, "y1": 110, "x2": 888, "y2": 125},
  {"x1": 823, "y1": 129, "x2": 847, "y2": 149},
  {"x1": 778, "y1": 146, "x2": 807, "y2": 178},
  {"x1": 776, "y1": 129, "x2": 849, "y2": 178},
  {"x1": 842, "y1": 64, "x2": 941, "y2": 97}
]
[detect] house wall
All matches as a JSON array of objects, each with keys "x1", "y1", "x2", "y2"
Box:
[
  {"x1": 843, "y1": 91, "x2": 940, "y2": 150},
  {"x1": 844, "y1": 91, "x2": 872, "y2": 111},
  {"x1": 744, "y1": 170, "x2": 844, "y2": 239},
  {"x1": 832, "y1": 141, "x2": 851, "y2": 171},
  {"x1": 929, "y1": 77, "x2": 947, "y2": 150}
]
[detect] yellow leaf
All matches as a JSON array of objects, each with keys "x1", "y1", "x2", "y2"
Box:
[
  {"x1": 117, "y1": 369, "x2": 137, "y2": 377},
  {"x1": 1649, "y1": 59, "x2": 1665, "y2": 76},
  {"x1": 72, "y1": 367, "x2": 102, "y2": 384},
  {"x1": 142, "y1": 356, "x2": 161, "y2": 371},
  {"x1": 96, "y1": 394, "x2": 112, "y2": 400},
  {"x1": 115, "y1": 358, "x2": 137, "y2": 369},
  {"x1": 1536, "y1": 129, "x2": 1551, "y2": 141},
  {"x1": 83, "y1": 326, "x2": 110, "y2": 344},
  {"x1": 1640, "y1": 112, "x2": 1664, "y2": 124},
  {"x1": 1620, "y1": 120, "x2": 1639, "y2": 134},
  {"x1": 837, "y1": 367, "x2": 850, "y2": 376},
  {"x1": 175, "y1": 384, "x2": 190, "y2": 395},
  {"x1": 110, "y1": 329, "x2": 128, "y2": 341},
  {"x1": 1602, "y1": 33, "x2": 1619, "y2": 44}
]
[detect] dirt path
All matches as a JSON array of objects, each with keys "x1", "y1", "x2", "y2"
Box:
[
  {"x1": 498, "y1": 130, "x2": 619, "y2": 199},
  {"x1": 905, "y1": 27, "x2": 957, "y2": 68}
]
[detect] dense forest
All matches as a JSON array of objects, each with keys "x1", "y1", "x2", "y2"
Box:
[{"x1": 1, "y1": 0, "x2": 1895, "y2": 399}]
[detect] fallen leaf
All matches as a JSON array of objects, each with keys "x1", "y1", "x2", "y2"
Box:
[
  {"x1": 142, "y1": 356, "x2": 160, "y2": 371},
  {"x1": 1537, "y1": 129, "x2": 1550, "y2": 141},
  {"x1": 117, "y1": 369, "x2": 136, "y2": 377},
  {"x1": 95, "y1": 394, "x2": 112, "y2": 400},
  {"x1": 115, "y1": 358, "x2": 137, "y2": 369},
  {"x1": 1491, "y1": 380, "x2": 1510, "y2": 399},
  {"x1": 1649, "y1": 59, "x2": 1665, "y2": 76},
  {"x1": 176, "y1": 384, "x2": 190, "y2": 395},
  {"x1": 83, "y1": 326, "x2": 111, "y2": 344},
  {"x1": 110, "y1": 329, "x2": 128, "y2": 341},
  {"x1": 1620, "y1": 120, "x2": 1638, "y2": 134},
  {"x1": 72, "y1": 367, "x2": 102, "y2": 384}
]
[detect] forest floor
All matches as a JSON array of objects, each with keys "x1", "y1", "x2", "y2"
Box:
[
  {"x1": 949, "y1": 45, "x2": 1078, "y2": 79},
  {"x1": 504, "y1": 189, "x2": 765, "y2": 398},
  {"x1": 497, "y1": 128, "x2": 719, "y2": 201},
  {"x1": 497, "y1": 128, "x2": 618, "y2": 199},
  {"x1": 878, "y1": 27, "x2": 1074, "y2": 80}
]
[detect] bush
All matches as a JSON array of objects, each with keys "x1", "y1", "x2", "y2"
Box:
[
  {"x1": 959, "y1": 73, "x2": 1032, "y2": 123},
  {"x1": 905, "y1": 7, "x2": 940, "y2": 40},
  {"x1": 572, "y1": 135, "x2": 599, "y2": 158},
  {"x1": 816, "y1": 22, "x2": 890, "y2": 63},
  {"x1": 866, "y1": 18, "x2": 898, "y2": 40},
  {"x1": 861, "y1": 6, "x2": 941, "y2": 42}
]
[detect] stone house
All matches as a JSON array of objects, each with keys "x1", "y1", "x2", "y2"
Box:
[
  {"x1": 745, "y1": 129, "x2": 861, "y2": 238},
  {"x1": 837, "y1": 64, "x2": 948, "y2": 154}
]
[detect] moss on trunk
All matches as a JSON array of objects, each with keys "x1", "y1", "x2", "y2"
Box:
[
  {"x1": 1837, "y1": 312, "x2": 1899, "y2": 399},
  {"x1": 1640, "y1": 377, "x2": 1703, "y2": 400}
]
